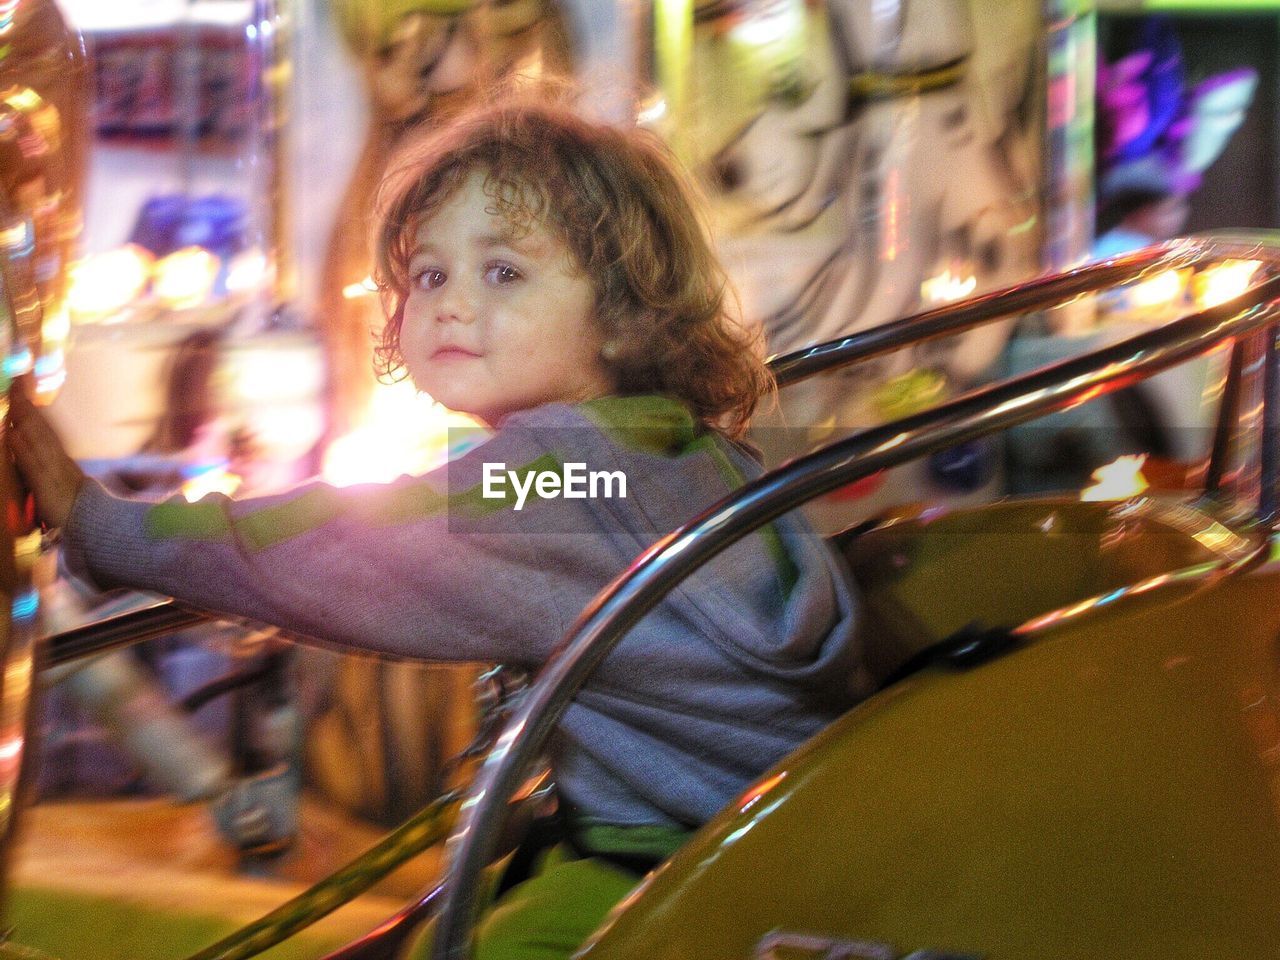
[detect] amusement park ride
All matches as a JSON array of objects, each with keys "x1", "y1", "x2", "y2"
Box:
[{"x1": 4, "y1": 1, "x2": 1280, "y2": 959}]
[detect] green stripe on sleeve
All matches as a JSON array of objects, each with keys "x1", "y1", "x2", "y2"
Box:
[{"x1": 142, "y1": 453, "x2": 569, "y2": 552}]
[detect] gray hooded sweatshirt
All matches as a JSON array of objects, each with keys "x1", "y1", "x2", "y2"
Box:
[{"x1": 64, "y1": 395, "x2": 867, "y2": 830}]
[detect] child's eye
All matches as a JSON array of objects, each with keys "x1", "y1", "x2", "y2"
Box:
[
  {"x1": 416, "y1": 268, "x2": 447, "y2": 290},
  {"x1": 484, "y1": 262, "x2": 522, "y2": 285}
]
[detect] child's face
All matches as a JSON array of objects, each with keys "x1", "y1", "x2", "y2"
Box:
[{"x1": 400, "y1": 171, "x2": 616, "y2": 425}]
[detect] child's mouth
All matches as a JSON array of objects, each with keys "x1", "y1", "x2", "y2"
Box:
[{"x1": 432, "y1": 346, "x2": 482, "y2": 361}]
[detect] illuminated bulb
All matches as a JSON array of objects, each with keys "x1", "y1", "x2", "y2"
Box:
[
  {"x1": 636, "y1": 97, "x2": 668, "y2": 126},
  {"x1": 182, "y1": 466, "x2": 241, "y2": 502},
  {"x1": 1081, "y1": 454, "x2": 1149, "y2": 502},
  {"x1": 67, "y1": 245, "x2": 153, "y2": 319},
  {"x1": 225, "y1": 249, "x2": 271, "y2": 295},
  {"x1": 322, "y1": 381, "x2": 486, "y2": 487},
  {"x1": 230, "y1": 348, "x2": 325, "y2": 404},
  {"x1": 1195, "y1": 259, "x2": 1261, "y2": 309},
  {"x1": 342, "y1": 275, "x2": 378, "y2": 300},
  {"x1": 920, "y1": 267, "x2": 977, "y2": 304},
  {"x1": 152, "y1": 247, "x2": 220, "y2": 309},
  {"x1": 0, "y1": 0, "x2": 17, "y2": 34},
  {"x1": 42, "y1": 304, "x2": 70, "y2": 345},
  {"x1": 243, "y1": 405, "x2": 327, "y2": 462},
  {"x1": 728, "y1": 0, "x2": 804, "y2": 47},
  {"x1": 0, "y1": 220, "x2": 30, "y2": 255},
  {"x1": 1128, "y1": 270, "x2": 1183, "y2": 309}
]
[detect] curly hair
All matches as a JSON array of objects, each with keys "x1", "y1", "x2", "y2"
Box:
[{"x1": 372, "y1": 97, "x2": 773, "y2": 438}]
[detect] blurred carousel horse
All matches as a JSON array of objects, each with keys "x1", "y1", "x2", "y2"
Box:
[{"x1": 705, "y1": 0, "x2": 1037, "y2": 441}]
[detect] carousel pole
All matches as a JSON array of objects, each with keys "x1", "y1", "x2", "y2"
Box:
[
  {"x1": 249, "y1": 0, "x2": 297, "y2": 321},
  {"x1": 0, "y1": 0, "x2": 90, "y2": 919},
  {"x1": 654, "y1": 0, "x2": 694, "y2": 156},
  {"x1": 1041, "y1": 0, "x2": 1097, "y2": 332}
]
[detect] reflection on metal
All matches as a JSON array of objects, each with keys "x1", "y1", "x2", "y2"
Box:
[
  {"x1": 0, "y1": 0, "x2": 89, "y2": 398},
  {"x1": 755, "y1": 930, "x2": 980, "y2": 960},
  {"x1": 43, "y1": 596, "x2": 210, "y2": 668},
  {"x1": 767, "y1": 239, "x2": 1198, "y2": 387},
  {"x1": 1015, "y1": 520, "x2": 1269, "y2": 637},
  {"x1": 177, "y1": 789, "x2": 464, "y2": 960},
  {"x1": 1041, "y1": 0, "x2": 1095, "y2": 273},
  {"x1": 0, "y1": 0, "x2": 88, "y2": 921},
  {"x1": 254, "y1": 0, "x2": 295, "y2": 309},
  {"x1": 1104, "y1": 497, "x2": 1255, "y2": 564},
  {"x1": 427, "y1": 232, "x2": 1280, "y2": 960}
]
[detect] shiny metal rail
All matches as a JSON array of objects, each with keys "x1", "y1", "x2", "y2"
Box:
[
  {"x1": 765, "y1": 233, "x2": 1271, "y2": 386},
  {"x1": 45, "y1": 597, "x2": 209, "y2": 668},
  {"x1": 37, "y1": 233, "x2": 1270, "y2": 674},
  {"x1": 429, "y1": 240, "x2": 1280, "y2": 960}
]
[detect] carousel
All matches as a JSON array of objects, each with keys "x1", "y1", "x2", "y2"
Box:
[{"x1": 0, "y1": 2, "x2": 1277, "y2": 959}]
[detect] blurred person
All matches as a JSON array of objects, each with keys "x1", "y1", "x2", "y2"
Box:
[{"x1": 1094, "y1": 17, "x2": 1256, "y2": 259}]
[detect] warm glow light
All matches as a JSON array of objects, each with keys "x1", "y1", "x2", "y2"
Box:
[
  {"x1": 920, "y1": 266, "x2": 977, "y2": 304},
  {"x1": 0, "y1": 737, "x2": 22, "y2": 764},
  {"x1": 322, "y1": 381, "x2": 487, "y2": 487},
  {"x1": 0, "y1": 220, "x2": 30, "y2": 253},
  {"x1": 228, "y1": 348, "x2": 325, "y2": 405},
  {"x1": 225, "y1": 249, "x2": 272, "y2": 296},
  {"x1": 249, "y1": 405, "x2": 328, "y2": 463},
  {"x1": 1128, "y1": 270, "x2": 1183, "y2": 309},
  {"x1": 882, "y1": 168, "x2": 900, "y2": 261},
  {"x1": 1081, "y1": 454, "x2": 1149, "y2": 502},
  {"x1": 728, "y1": 0, "x2": 804, "y2": 47},
  {"x1": 152, "y1": 247, "x2": 220, "y2": 309},
  {"x1": 1195, "y1": 259, "x2": 1261, "y2": 309},
  {"x1": 42, "y1": 305, "x2": 70, "y2": 345},
  {"x1": 3, "y1": 88, "x2": 42, "y2": 113},
  {"x1": 67, "y1": 245, "x2": 154, "y2": 319},
  {"x1": 342, "y1": 275, "x2": 378, "y2": 300},
  {"x1": 182, "y1": 466, "x2": 242, "y2": 502},
  {"x1": 738, "y1": 771, "x2": 787, "y2": 814},
  {"x1": 637, "y1": 97, "x2": 668, "y2": 125}
]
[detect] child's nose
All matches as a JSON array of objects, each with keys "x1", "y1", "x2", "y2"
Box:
[{"x1": 436, "y1": 282, "x2": 474, "y2": 324}]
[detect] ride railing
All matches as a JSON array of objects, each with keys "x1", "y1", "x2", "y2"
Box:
[{"x1": 17, "y1": 232, "x2": 1280, "y2": 960}]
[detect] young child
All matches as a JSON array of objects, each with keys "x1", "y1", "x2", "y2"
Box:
[{"x1": 9, "y1": 99, "x2": 868, "y2": 958}]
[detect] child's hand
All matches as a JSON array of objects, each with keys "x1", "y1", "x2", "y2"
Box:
[{"x1": 7, "y1": 381, "x2": 85, "y2": 529}]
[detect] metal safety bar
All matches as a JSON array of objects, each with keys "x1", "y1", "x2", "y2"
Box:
[
  {"x1": 45, "y1": 597, "x2": 209, "y2": 668},
  {"x1": 767, "y1": 237, "x2": 1199, "y2": 386},
  {"x1": 36, "y1": 233, "x2": 1264, "y2": 672}
]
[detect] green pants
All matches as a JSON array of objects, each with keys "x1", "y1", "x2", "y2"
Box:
[{"x1": 406, "y1": 824, "x2": 689, "y2": 960}]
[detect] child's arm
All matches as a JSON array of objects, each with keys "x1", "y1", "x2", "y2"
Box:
[{"x1": 10, "y1": 397, "x2": 620, "y2": 667}]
